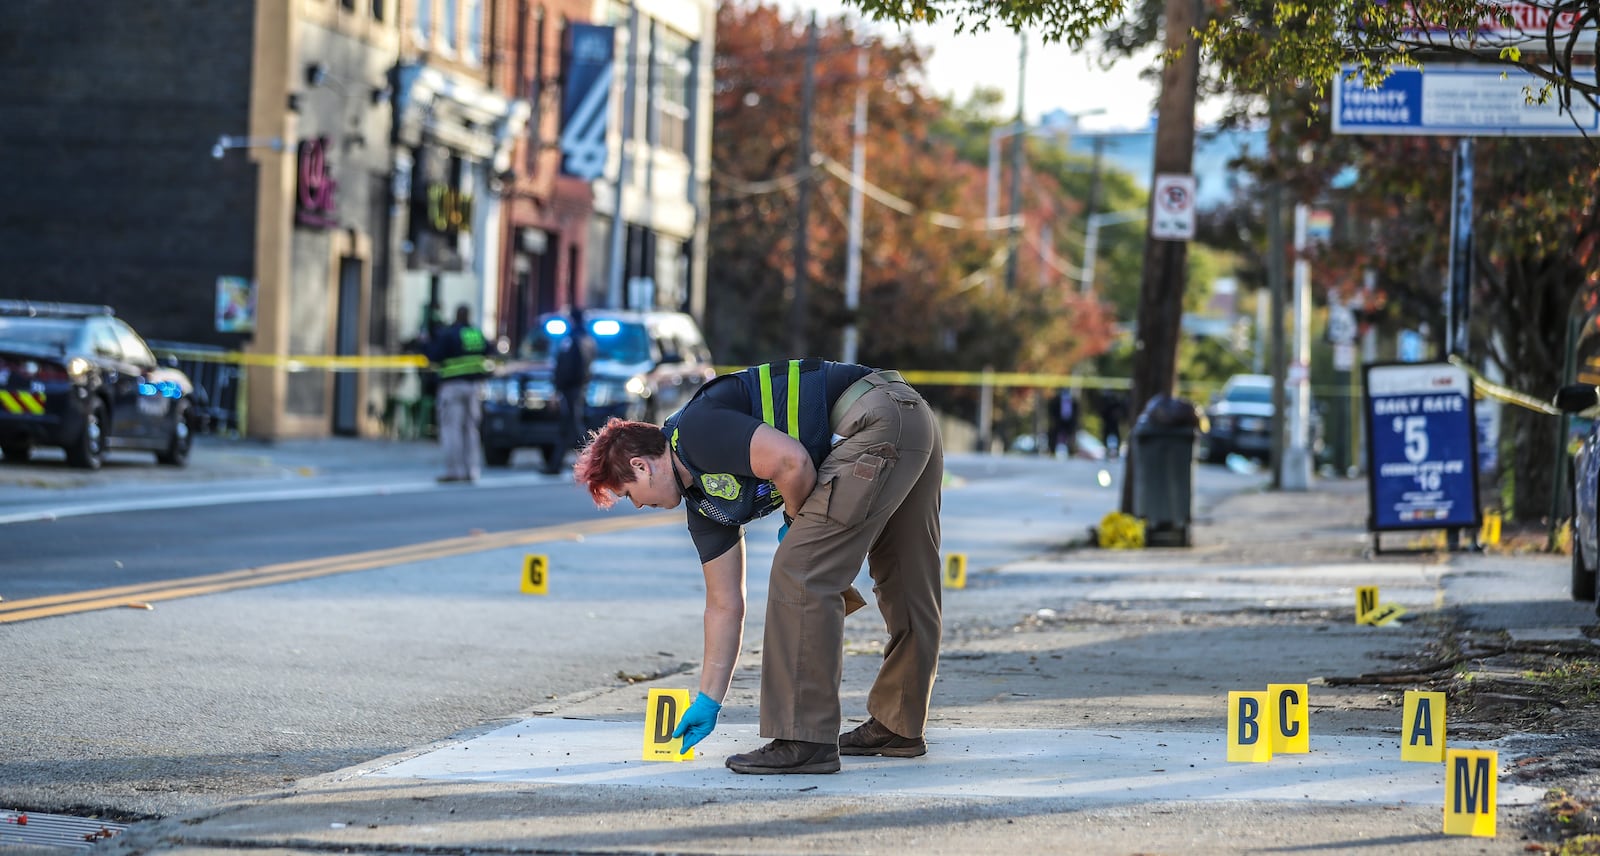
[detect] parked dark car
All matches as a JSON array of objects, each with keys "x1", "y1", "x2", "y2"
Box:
[
  {"x1": 0, "y1": 300, "x2": 201, "y2": 469},
  {"x1": 1554, "y1": 382, "x2": 1600, "y2": 614},
  {"x1": 480, "y1": 310, "x2": 716, "y2": 469},
  {"x1": 1198, "y1": 374, "x2": 1275, "y2": 463},
  {"x1": 1198, "y1": 373, "x2": 1327, "y2": 466}
]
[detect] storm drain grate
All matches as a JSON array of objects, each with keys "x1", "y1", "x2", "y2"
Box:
[{"x1": 0, "y1": 810, "x2": 125, "y2": 850}]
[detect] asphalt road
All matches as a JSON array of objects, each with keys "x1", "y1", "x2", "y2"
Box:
[
  {"x1": 0, "y1": 448, "x2": 1188, "y2": 820},
  {"x1": 0, "y1": 481, "x2": 615, "y2": 600}
]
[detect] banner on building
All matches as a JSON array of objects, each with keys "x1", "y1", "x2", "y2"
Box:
[
  {"x1": 407, "y1": 142, "x2": 471, "y2": 272},
  {"x1": 560, "y1": 24, "x2": 616, "y2": 181}
]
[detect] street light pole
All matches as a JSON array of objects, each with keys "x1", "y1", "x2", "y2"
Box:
[
  {"x1": 842, "y1": 47, "x2": 867, "y2": 365},
  {"x1": 1080, "y1": 209, "x2": 1145, "y2": 295},
  {"x1": 1003, "y1": 34, "x2": 1027, "y2": 293}
]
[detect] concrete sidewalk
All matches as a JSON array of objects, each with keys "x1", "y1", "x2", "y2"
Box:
[{"x1": 87, "y1": 474, "x2": 1598, "y2": 855}]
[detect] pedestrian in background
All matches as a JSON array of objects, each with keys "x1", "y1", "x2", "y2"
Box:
[
  {"x1": 1052, "y1": 388, "x2": 1080, "y2": 458},
  {"x1": 573, "y1": 359, "x2": 944, "y2": 775},
  {"x1": 1098, "y1": 390, "x2": 1128, "y2": 459},
  {"x1": 548, "y1": 308, "x2": 596, "y2": 475},
  {"x1": 426, "y1": 304, "x2": 492, "y2": 483}
]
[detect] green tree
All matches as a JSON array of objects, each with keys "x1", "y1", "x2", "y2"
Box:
[
  {"x1": 847, "y1": 0, "x2": 1600, "y2": 117},
  {"x1": 708, "y1": 0, "x2": 1118, "y2": 431}
]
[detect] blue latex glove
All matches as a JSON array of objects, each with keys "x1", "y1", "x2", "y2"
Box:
[
  {"x1": 777, "y1": 522, "x2": 790, "y2": 543},
  {"x1": 671, "y1": 693, "x2": 722, "y2": 754}
]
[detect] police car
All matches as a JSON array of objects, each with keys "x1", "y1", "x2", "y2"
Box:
[
  {"x1": 0, "y1": 300, "x2": 201, "y2": 470},
  {"x1": 480, "y1": 310, "x2": 715, "y2": 470}
]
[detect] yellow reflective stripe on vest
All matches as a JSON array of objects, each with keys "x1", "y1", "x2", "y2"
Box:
[
  {"x1": 785, "y1": 360, "x2": 801, "y2": 439},
  {"x1": 758, "y1": 364, "x2": 775, "y2": 426},
  {"x1": 754, "y1": 361, "x2": 804, "y2": 440}
]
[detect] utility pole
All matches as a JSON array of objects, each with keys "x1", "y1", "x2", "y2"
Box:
[
  {"x1": 842, "y1": 46, "x2": 867, "y2": 365},
  {"x1": 1084, "y1": 135, "x2": 1105, "y2": 225},
  {"x1": 1003, "y1": 33, "x2": 1027, "y2": 293},
  {"x1": 1120, "y1": 0, "x2": 1201, "y2": 514},
  {"x1": 1446, "y1": 137, "x2": 1474, "y2": 357},
  {"x1": 1267, "y1": 95, "x2": 1288, "y2": 491},
  {"x1": 789, "y1": 15, "x2": 818, "y2": 357}
]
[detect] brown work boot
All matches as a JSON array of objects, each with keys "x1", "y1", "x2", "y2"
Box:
[
  {"x1": 724, "y1": 739, "x2": 840, "y2": 775},
  {"x1": 838, "y1": 717, "x2": 927, "y2": 757}
]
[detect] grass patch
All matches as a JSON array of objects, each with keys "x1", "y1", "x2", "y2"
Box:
[{"x1": 1521, "y1": 660, "x2": 1600, "y2": 706}]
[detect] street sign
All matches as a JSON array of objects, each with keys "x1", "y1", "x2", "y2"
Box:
[
  {"x1": 1398, "y1": 329, "x2": 1425, "y2": 362},
  {"x1": 1363, "y1": 362, "x2": 1481, "y2": 536},
  {"x1": 1149, "y1": 173, "x2": 1196, "y2": 241},
  {"x1": 1327, "y1": 298, "x2": 1357, "y2": 346},
  {"x1": 1333, "y1": 63, "x2": 1600, "y2": 136}
]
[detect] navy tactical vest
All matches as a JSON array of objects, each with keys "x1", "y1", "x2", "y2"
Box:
[{"x1": 665, "y1": 359, "x2": 834, "y2": 527}]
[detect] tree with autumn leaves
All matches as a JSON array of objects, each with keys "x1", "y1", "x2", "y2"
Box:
[
  {"x1": 1109, "y1": 0, "x2": 1600, "y2": 521},
  {"x1": 1265, "y1": 120, "x2": 1600, "y2": 522},
  {"x1": 705, "y1": 1, "x2": 1123, "y2": 435}
]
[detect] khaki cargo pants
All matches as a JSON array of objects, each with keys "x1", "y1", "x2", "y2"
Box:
[{"x1": 762, "y1": 373, "x2": 944, "y2": 744}]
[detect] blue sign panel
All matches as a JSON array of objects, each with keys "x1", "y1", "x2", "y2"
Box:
[
  {"x1": 560, "y1": 24, "x2": 616, "y2": 180},
  {"x1": 1333, "y1": 63, "x2": 1600, "y2": 137},
  {"x1": 1364, "y1": 362, "x2": 1481, "y2": 532},
  {"x1": 1336, "y1": 68, "x2": 1424, "y2": 132}
]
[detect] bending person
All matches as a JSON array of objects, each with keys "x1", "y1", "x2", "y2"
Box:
[{"x1": 573, "y1": 359, "x2": 944, "y2": 774}]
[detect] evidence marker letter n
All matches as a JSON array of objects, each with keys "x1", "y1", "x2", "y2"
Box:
[
  {"x1": 1400, "y1": 690, "x2": 1446, "y2": 762},
  {"x1": 1355, "y1": 586, "x2": 1378, "y2": 624},
  {"x1": 1267, "y1": 683, "x2": 1309, "y2": 754},
  {"x1": 1227, "y1": 690, "x2": 1273, "y2": 762},
  {"x1": 1443, "y1": 749, "x2": 1497, "y2": 837},
  {"x1": 642, "y1": 688, "x2": 695, "y2": 762},
  {"x1": 521, "y1": 554, "x2": 550, "y2": 595}
]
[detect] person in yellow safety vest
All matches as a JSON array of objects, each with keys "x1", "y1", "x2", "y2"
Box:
[
  {"x1": 426, "y1": 304, "x2": 493, "y2": 483},
  {"x1": 573, "y1": 360, "x2": 944, "y2": 775}
]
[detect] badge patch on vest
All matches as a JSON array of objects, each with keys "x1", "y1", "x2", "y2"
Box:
[{"x1": 700, "y1": 473, "x2": 741, "y2": 501}]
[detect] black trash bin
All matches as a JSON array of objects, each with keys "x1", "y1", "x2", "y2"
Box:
[{"x1": 1132, "y1": 394, "x2": 1203, "y2": 547}]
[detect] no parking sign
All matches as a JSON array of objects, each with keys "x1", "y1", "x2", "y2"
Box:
[
  {"x1": 1150, "y1": 174, "x2": 1196, "y2": 241},
  {"x1": 1363, "y1": 362, "x2": 1481, "y2": 536}
]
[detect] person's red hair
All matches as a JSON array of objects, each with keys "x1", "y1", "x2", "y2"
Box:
[{"x1": 573, "y1": 417, "x2": 668, "y2": 508}]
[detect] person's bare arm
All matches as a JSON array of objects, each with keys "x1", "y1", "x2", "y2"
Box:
[
  {"x1": 748, "y1": 423, "x2": 816, "y2": 522},
  {"x1": 697, "y1": 540, "x2": 747, "y2": 702}
]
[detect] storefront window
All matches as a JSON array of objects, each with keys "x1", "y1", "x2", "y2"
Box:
[
  {"x1": 414, "y1": 0, "x2": 430, "y2": 42},
  {"x1": 442, "y1": 0, "x2": 458, "y2": 54},
  {"x1": 465, "y1": 0, "x2": 482, "y2": 64},
  {"x1": 653, "y1": 27, "x2": 692, "y2": 154}
]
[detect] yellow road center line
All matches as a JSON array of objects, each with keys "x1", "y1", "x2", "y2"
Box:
[{"x1": 0, "y1": 513, "x2": 674, "y2": 624}]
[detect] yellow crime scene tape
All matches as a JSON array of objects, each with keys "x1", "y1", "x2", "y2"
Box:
[
  {"x1": 159, "y1": 347, "x2": 428, "y2": 372},
  {"x1": 154, "y1": 350, "x2": 1559, "y2": 418},
  {"x1": 1447, "y1": 355, "x2": 1560, "y2": 415}
]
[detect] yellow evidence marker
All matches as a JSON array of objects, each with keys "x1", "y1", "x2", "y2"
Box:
[
  {"x1": 1479, "y1": 511, "x2": 1502, "y2": 547},
  {"x1": 1355, "y1": 586, "x2": 1378, "y2": 624},
  {"x1": 642, "y1": 688, "x2": 695, "y2": 762},
  {"x1": 943, "y1": 553, "x2": 967, "y2": 589},
  {"x1": 521, "y1": 554, "x2": 549, "y2": 595},
  {"x1": 1226, "y1": 690, "x2": 1274, "y2": 763},
  {"x1": 1365, "y1": 602, "x2": 1408, "y2": 626},
  {"x1": 1401, "y1": 690, "x2": 1447, "y2": 762},
  {"x1": 1267, "y1": 683, "x2": 1310, "y2": 754},
  {"x1": 1443, "y1": 748, "x2": 1498, "y2": 837}
]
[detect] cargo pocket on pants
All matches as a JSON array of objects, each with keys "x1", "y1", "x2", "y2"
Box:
[{"x1": 824, "y1": 447, "x2": 895, "y2": 526}]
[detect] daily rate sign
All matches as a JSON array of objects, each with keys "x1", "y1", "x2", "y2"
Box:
[{"x1": 1363, "y1": 362, "x2": 1481, "y2": 534}]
